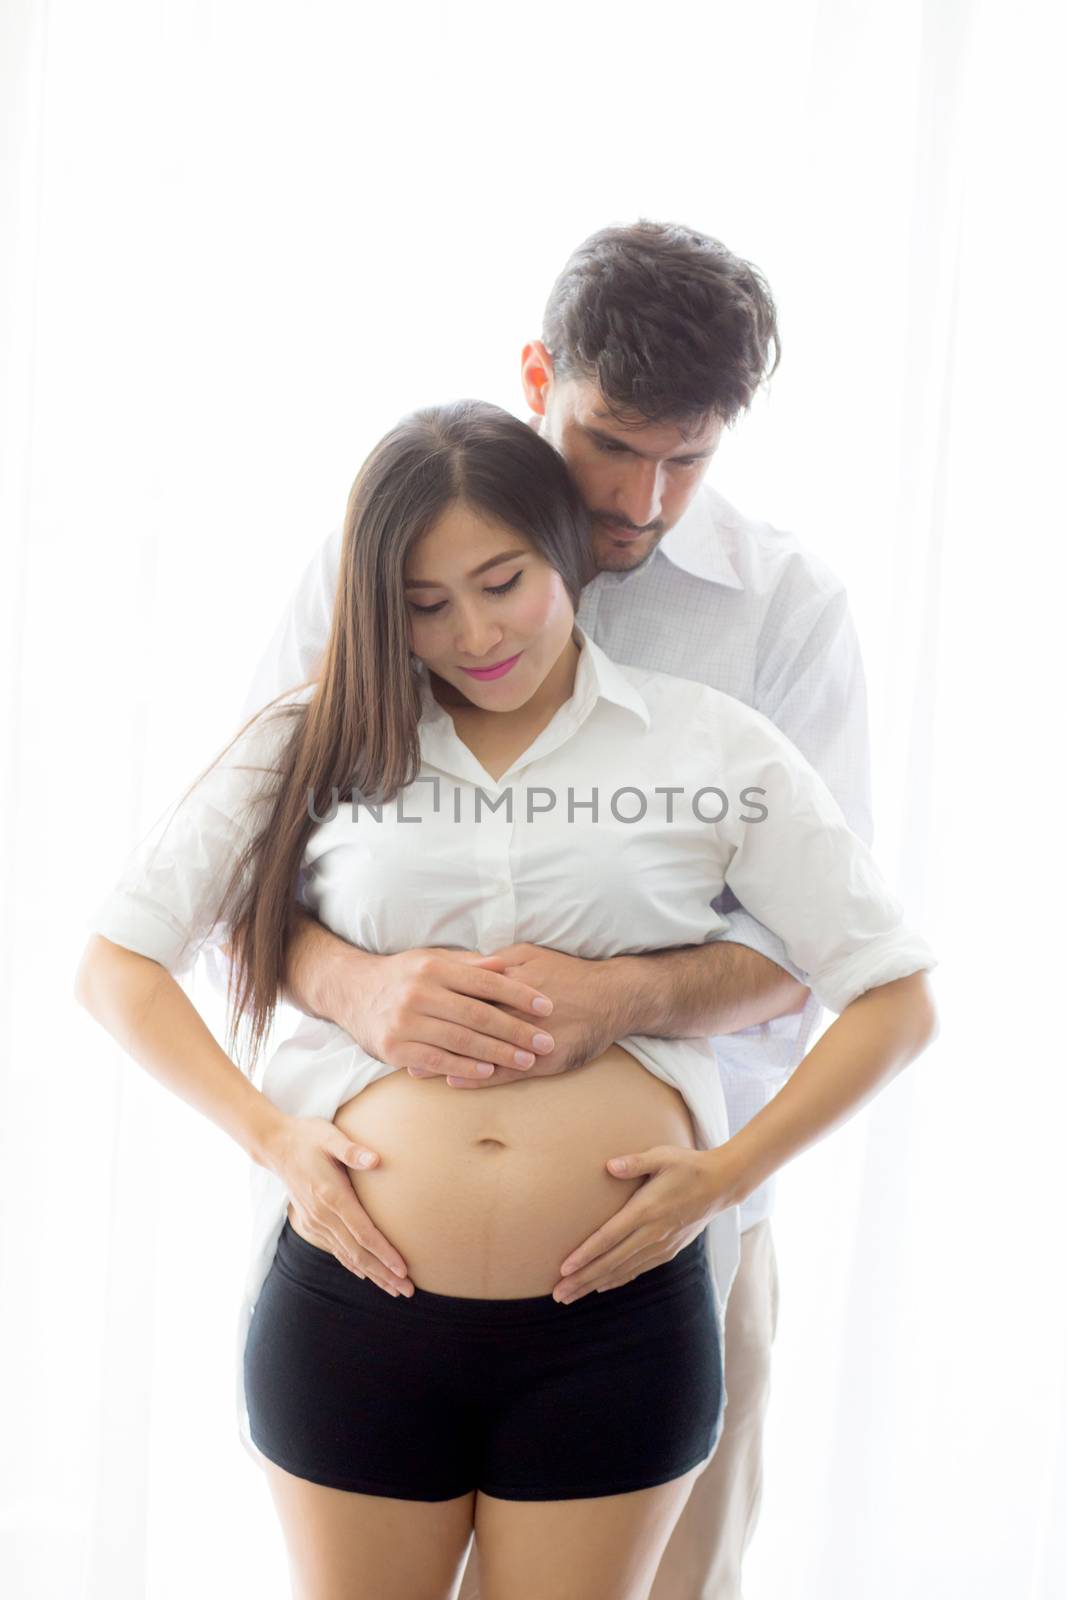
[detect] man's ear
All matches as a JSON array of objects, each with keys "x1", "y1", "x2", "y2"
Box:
[{"x1": 519, "y1": 339, "x2": 555, "y2": 417}]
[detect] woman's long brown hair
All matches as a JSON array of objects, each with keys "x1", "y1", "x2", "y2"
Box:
[{"x1": 177, "y1": 399, "x2": 595, "y2": 1074}]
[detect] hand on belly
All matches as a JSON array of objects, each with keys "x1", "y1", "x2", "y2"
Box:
[{"x1": 327, "y1": 1045, "x2": 697, "y2": 1298}]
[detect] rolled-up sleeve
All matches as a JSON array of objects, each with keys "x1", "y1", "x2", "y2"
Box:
[
  {"x1": 716, "y1": 711, "x2": 936, "y2": 1015},
  {"x1": 88, "y1": 696, "x2": 310, "y2": 977}
]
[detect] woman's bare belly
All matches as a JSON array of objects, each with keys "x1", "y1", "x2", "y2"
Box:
[{"x1": 286, "y1": 1043, "x2": 697, "y2": 1297}]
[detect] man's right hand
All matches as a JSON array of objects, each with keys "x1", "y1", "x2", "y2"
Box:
[{"x1": 336, "y1": 946, "x2": 557, "y2": 1081}]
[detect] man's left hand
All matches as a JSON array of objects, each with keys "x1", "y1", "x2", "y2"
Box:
[
  {"x1": 551, "y1": 1145, "x2": 739, "y2": 1302},
  {"x1": 440, "y1": 943, "x2": 632, "y2": 1089}
]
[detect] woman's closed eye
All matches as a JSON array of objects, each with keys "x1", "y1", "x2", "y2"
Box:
[{"x1": 408, "y1": 570, "x2": 523, "y2": 616}]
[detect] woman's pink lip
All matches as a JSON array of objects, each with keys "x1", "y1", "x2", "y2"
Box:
[{"x1": 459, "y1": 651, "x2": 522, "y2": 680}]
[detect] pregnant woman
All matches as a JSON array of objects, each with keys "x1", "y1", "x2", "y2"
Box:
[{"x1": 75, "y1": 401, "x2": 937, "y2": 1600}]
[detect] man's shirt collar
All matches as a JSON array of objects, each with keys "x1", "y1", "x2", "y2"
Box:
[{"x1": 655, "y1": 485, "x2": 744, "y2": 589}]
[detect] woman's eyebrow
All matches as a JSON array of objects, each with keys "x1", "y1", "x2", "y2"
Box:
[{"x1": 404, "y1": 548, "x2": 527, "y2": 589}]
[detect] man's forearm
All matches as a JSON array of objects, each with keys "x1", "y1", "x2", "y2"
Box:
[
  {"x1": 611, "y1": 939, "x2": 810, "y2": 1039},
  {"x1": 279, "y1": 907, "x2": 377, "y2": 1025},
  {"x1": 271, "y1": 913, "x2": 810, "y2": 1059}
]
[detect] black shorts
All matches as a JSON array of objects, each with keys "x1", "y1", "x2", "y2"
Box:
[{"x1": 244, "y1": 1217, "x2": 723, "y2": 1502}]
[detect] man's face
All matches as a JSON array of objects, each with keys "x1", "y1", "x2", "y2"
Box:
[{"x1": 526, "y1": 349, "x2": 725, "y2": 574}]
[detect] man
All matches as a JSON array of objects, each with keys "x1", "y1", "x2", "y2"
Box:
[{"x1": 238, "y1": 220, "x2": 873, "y2": 1599}]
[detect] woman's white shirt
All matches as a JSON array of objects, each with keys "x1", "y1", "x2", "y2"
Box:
[
  {"x1": 88, "y1": 625, "x2": 936, "y2": 1462},
  {"x1": 236, "y1": 481, "x2": 877, "y2": 1235}
]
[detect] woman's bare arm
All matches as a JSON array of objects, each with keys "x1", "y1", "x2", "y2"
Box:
[
  {"x1": 73, "y1": 934, "x2": 411, "y2": 1291},
  {"x1": 551, "y1": 968, "x2": 939, "y2": 1298},
  {"x1": 75, "y1": 936, "x2": 285, "y2": 1160},
  {"x1": 716, "y1": 968, "x2": 939, "y2": 1207}
]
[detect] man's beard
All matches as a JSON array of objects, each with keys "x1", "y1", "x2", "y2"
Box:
[{"x1": 592, "y1": 523, "x2": 662, "y2": 574}]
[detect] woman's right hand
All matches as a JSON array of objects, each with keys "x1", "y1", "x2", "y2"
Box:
[{"x1": 264, "y1": 1113, "x2": 413, "y2": 1297}]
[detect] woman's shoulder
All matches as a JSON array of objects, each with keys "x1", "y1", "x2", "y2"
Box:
[
  {"x1": 260, "y1": 679, "x2": 318, "y2": 715},
  {"x1": 215, "y1": 680, "x2": 316, "y2": 781},
  {"x1": 242, "y1": 680, "x2": 316, "y2": 735}
]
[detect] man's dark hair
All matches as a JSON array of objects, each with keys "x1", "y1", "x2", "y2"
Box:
[{"x1": 542, "y1": 219, "x2": 781, "y2": 430}]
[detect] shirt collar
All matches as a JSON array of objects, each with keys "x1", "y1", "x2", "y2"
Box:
[
  {"x1": 655, "y1": 485, "x2": 744, "y2": 589},
  {"x1": 563, "y1": 624, "x2": 651, "y2": 729},
  {"x1": 415, "y1": 622, "x2": 650, "y2": 776}
]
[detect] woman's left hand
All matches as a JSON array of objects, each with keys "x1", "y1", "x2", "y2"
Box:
[{"x1": 551, "y1": 1145, "x2": 741, "y2": 1303}]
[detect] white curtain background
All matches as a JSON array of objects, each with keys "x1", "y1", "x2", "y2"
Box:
[{"x1": 2, "y1": 1, "x2": 1064, "y2": 1595}]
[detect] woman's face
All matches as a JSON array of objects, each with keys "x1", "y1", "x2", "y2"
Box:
[{"x1": 404, "y1": 501, "x2": 576, "y2": 712}]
